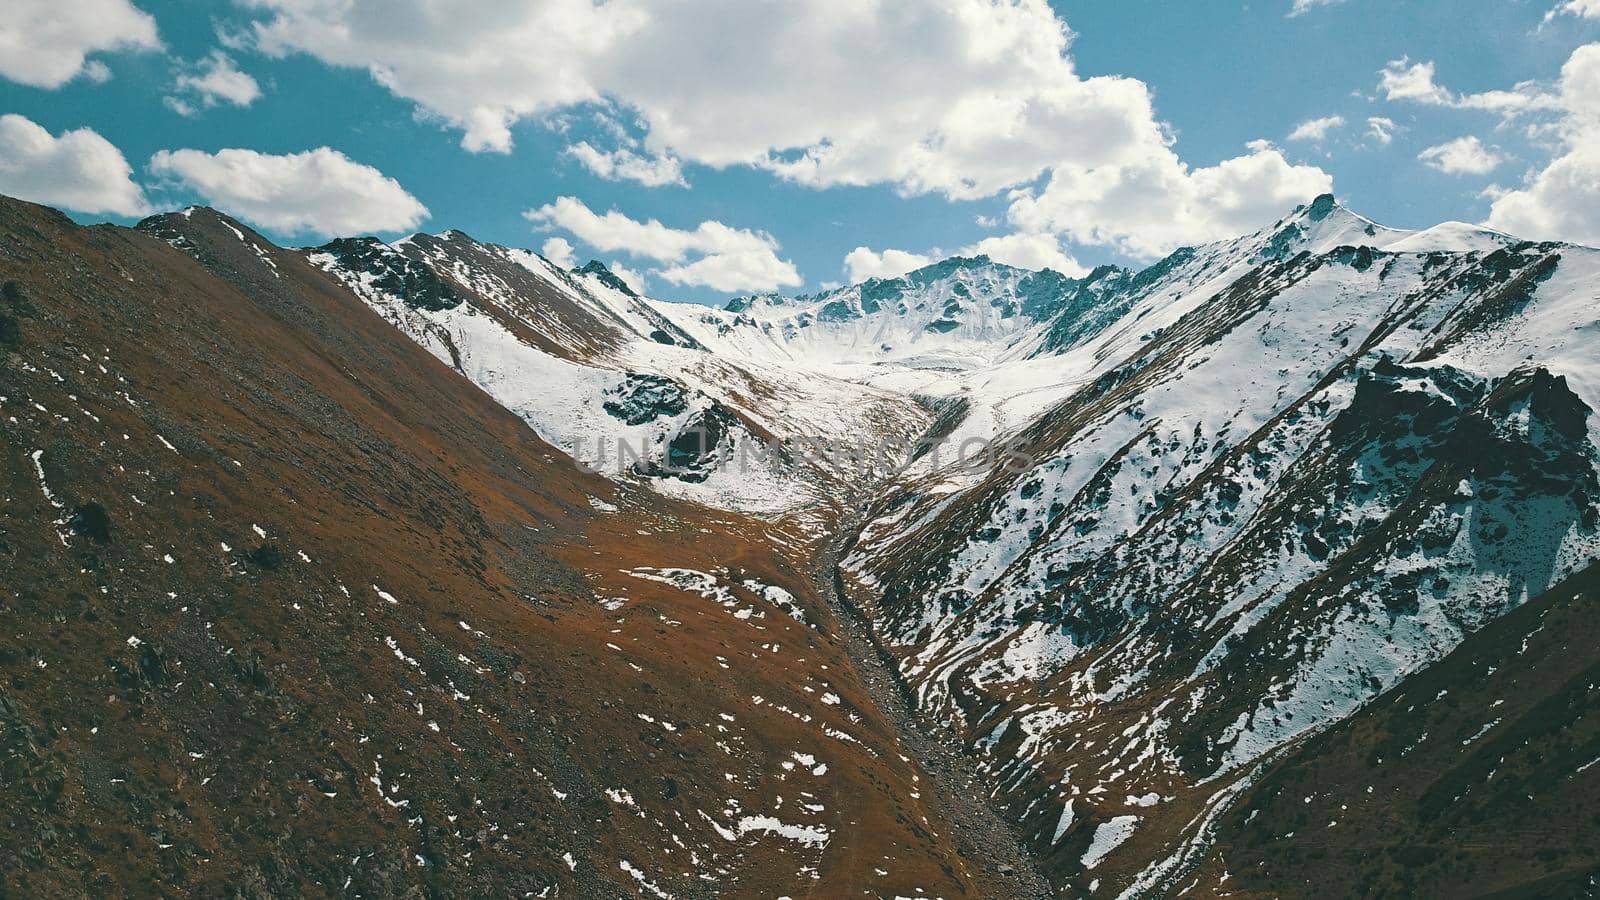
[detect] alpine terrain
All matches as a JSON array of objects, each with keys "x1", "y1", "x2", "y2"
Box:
[{"x1": 5, "y1": 190, "x2": 1600, "y2": 898}]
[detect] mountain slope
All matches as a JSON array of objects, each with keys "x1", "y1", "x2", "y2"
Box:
[
  {"x1": 1188, "y1": 558, "x2": 1600, "y2": 898},
  {"x1": 285, "y1": 223, "x2": 932, "y2": 518},
  {"x1": 836, "y1": 197, "x2": 1600, "y2": 894},
  {"x1": 0, "y1": 196, "x2": 1020, "y2": 898}
]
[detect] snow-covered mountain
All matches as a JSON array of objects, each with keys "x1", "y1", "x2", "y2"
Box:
[
  {"x1": 835, "y1": 196, "x2": 1600, "y2": 893},
  {"x1": 663, "y1": 255, "x2": 1135, "y2": 370},
  {"x1": 260, "y1": 193, "x2": 1600, "y2": 893},
  {"x1": 12, "y1": 190, "x2": 1597, "y2": 897},
  {"x1": 295, "y1": 227, "x2": 933, "y2": 517},
  {"x1": 286, "y1": 195, "x2": 1600, "y2": 892}
]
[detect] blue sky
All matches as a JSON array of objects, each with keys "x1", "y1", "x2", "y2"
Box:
[{"x1": 3, "y1": 0, "x2": 1598, "y2": 303}]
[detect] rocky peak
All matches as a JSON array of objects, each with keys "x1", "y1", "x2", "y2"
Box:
[
  {"x1": 574, "y1": 260, "x2": 638, "y2": 297},
  {"x1": 313, "y1": 236, "x2": 464, "y2": 311}
]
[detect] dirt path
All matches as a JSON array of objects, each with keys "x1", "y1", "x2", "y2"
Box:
[{"x1": 810, "y1": 506, "x2": 1056, "y2": 899}]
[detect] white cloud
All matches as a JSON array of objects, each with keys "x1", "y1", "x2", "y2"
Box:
[
  {"x1": 147, "y1": 147, "x2": 429, "y2": 237},
  {"x1": 843, "y1": 247, "x2": 935, "y2": 283},
  {"x1": 1546, "y1": 0, "x2": 1600, "y2": 22},
  {"x1": 526, "y1": 196, "x2": 801, "y2": 293},
  {"x1": 1486, "y1": 43, "x2": 1600, "y2": 245},
  {"x1": 962, "y1": 232, "x2": 1086, "y2": 276},
  {"x1": 0, "y1": 113, "x2": 150, "y2": 215},
  {"x1": 608, "y1": 260, "x2": 648, "y2": 294},
  {"x1": 167, "y1": 52, "x2": 261, "y2": 116},
  {"x1": 0, "y1": 0, "x2": 160, "y2": 88},
  {"x1": 567, "y1": 142, "x2": 685, "y2": 187},
  {"x1": 525, "y1": 197, "x2": 770, "y2": 262},
  {"x1": 1379, "y1": 57, "x2": 1560, "y2": 114},
  {"x1": 657, "y1": 253, "x2": 800, "y2": 294},
  {"x1": 541, "y1": 236, "x2": 577, "y2": 269},
  {"x1": 1288, "y1": 115, "x2": 1345, "y2": 142},
  {"x1": 1289, "y1": 0, "x2": 1345, "y2": 16},
  {"x1": 244, "y1": 0, "x2": 1328, "y2": 257},
  {"x1": 843, "y1": 233, "x2": 1084, "y2": 285},
  {"x1": 1379, "y1": 59, "x2": 1453, "y2": 105},
  {"x1": 1366, "y1": 116, "x2": 1398, "y2": 145},
  {"x1": 1006, "y1": 141, "x2": 1333, "y2": 258},
  {"x1": 1417, "y1": 136, "x2": 1506, "y2": 175},
  {"x1": 1376, "y1": 48, "x2": 1600, "y2": 242},
  {"x1": 1485, "y1": 143, "x2": 1600, "y2": 244}
]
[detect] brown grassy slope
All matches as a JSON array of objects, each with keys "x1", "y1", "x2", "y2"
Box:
[
  {"x1": 1184, "y1": 561, "x2": 1600, "y2": 898},
  {"x1": 0, "y1": 197, "x2": 987, "y2": 898}
]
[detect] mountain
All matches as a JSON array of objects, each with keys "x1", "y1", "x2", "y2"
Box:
[
  {"x1": 666, "y1": 256, "x2": 1135, "y2": 370},
  {"x1": 4, "y1": 191, "x2": 1598, "y2": 898},
  {"x1": 0, "y1": 197, "x2": 1030, "y2": 898},
  {"x1": 838, "y1": 196, "x2": 1600, "y2": 894},
  {"x1": 292, "y1": 223, "x2": 934, "y2": 517}
]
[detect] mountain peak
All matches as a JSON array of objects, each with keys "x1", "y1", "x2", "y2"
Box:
[
  {"x1": 1305, "y1": 192, "x2": 1340, "y2": 221},
  {"x1": 139, "y1": 205, "x2": 247, "y2": 235},
  {"x1": 574, "y1": 259, "x2": 639, "y2": 297},
  {"x1": 902, "y1": 254, "x2": 996, "y2": 280},
  {"x1": 1245, "y1": 193, "x2": 1405, "y2": 261}
]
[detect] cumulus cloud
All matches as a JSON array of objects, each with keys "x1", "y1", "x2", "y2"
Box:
[
  {"x1": 1486, "y1": 143, "x2": 1600, "y2": 244},
  {"x1": 607, "y1": 260, "x2": 648, "y2": 294},
  {"x1": 1007, "y1": 141, "x2": 1333, "y2": 258},
  {"x1": 1366, "y1": 116, "x2": 1398, "y2": 145},
  {"x1": 0, "y1": 113, "x2": 150, "y2": 215},
  {"x1": 1546, "y1": 0, "x2": 1600, "y2": 21},
  {"x1": 843, "y1": 247, "x2": 935, "y2": 283},
  {"x1": 844, "y1": 233, "x2": 1084, "y2": 285},
  {"x1": 243, "y1": 0, "x2": 1329, "y2": 257},
  {"x1": 0, "y1": 0, "x2": 160, "y2": 88},
  {"x1": 962, "y1": 233, "x2": 1086, "y2": 276},
  {"x1": 1377, "y1": 48, "x2": 1600, "y2": 242},
  {"x1": 1379, "y1": 58, "x2": 1560, "y2": 114},
  {"x1": 1289, "y1": 0, "x2": 1345, "y2": 16},
  {"x1": 1486, "y1": 43, "x2": 1600, "y2": 245},
  {"x1": 1288, "y1": 115, "x2": 1345, "y2": 143},
  {"x1": 567, "y1": 142, "x2": 685, "y2": 187},
  {"x1": 147, "y1": 147, "x2": 429, "y2": 237},
  {"x1": 541, "y1": 236, "x2": 577, "y2": 269},
  {"x1": 525, "y1": 196, "x2": 801, "y2": 293},
  {"x1": 167, "y1": 52, "x2": 261, "y2": 116},
  {"x1": 1417, "y1": 136, "x2": 1506, "y2": 175},
  {"x1": 1379, "y1": 59, "x2": 1453, "y2": 105}
]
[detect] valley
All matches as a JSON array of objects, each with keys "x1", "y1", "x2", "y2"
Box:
[{"x1": 4, "y1": 190, "x2": 1599, "y2": 897}]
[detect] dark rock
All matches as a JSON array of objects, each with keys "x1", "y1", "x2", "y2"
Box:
[
  {"x1": 651, "y1": 406, "x2": 739, "y2": 484},
  {"x1": 316, "y1": 238, "x2": 463, "y2": 311},
  {"x1": 603, "y1": 374, "x2": 690, "y2": 426},
  {"x1": 67, "y1": 504, "x2": 111, "y2": 544},
  {"x1": 575, "y1": 260, "x2": 637, "y2": 297},
  {"x1": 816, "y1": 300, "x2": 856, "y2": 323},
  {"x1": 246, "y1": 544, "x2": 284, "y2": 570}
]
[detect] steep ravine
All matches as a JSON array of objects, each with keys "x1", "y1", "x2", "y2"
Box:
[{"x1": 809, "y1": 501, "x2": 1056, "y2": 898}]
